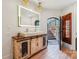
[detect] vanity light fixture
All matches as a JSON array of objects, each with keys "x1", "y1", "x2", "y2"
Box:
[
  {"x1": 36, "y1": 2, "x2": 43, "y2": 12},
  {"x1": 22, "y1": 0, "x2": 29, "y2": 6}
]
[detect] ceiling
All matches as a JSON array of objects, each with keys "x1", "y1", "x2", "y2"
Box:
[{"x1": 31, "y1": 0, "x2": 77, "y2": 10}]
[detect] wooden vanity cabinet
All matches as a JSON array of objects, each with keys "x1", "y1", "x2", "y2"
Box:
[
  {"x1": 13, "y1": 34, "x2": 47, "y2": 59},
  {"x1": 31, "y1": 35, "x2": 47, "y2": 55},
  {"x1": 31, "y1": 37, "x2": 38, "y2": 55},
  {"x1": 31, "y1": 36, "x2": 43, "y2": 55},
  {"x1": 37, "y1": 36, "x2": 43, "y2": 50},
  {"x1": 13, "y1": 39, "x2": 21, "y2": 59},
  {"x1": 13, "y1": 38, "x2": 31, "y2": 59},
  {"x1": 43, "y1": 35, "x2": 47, "y2": 48}
]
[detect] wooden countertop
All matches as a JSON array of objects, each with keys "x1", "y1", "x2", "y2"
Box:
[{"x1": 12, "y1": 34, "x2": 47, "y2": 42}]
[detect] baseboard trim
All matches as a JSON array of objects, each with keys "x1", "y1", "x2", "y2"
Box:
[{"x1": 3, "y1": 54, "x2": 12, "y2": 59}]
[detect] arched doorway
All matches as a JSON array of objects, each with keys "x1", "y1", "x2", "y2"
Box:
[{"x1": 47, "y1": 17, "x2": 60, "y2": 45}]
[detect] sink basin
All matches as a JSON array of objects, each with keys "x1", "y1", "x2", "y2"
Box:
[{"x1": 19, "y1": 31, "x2": 45, "y2": 37}]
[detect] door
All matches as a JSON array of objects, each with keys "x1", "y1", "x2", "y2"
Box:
[
  {"x1": 62, "y1": 13, "x2": 72, "y2": 44},
  {"x1": 60, "y1": 17, "x2": 62, "y2": 50}
]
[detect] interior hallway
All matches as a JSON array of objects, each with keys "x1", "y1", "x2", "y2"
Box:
[{"x1": 30, "y1": 45, "x2": 70, "y2": 59}]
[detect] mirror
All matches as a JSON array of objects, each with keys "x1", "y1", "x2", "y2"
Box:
[{"x1": 18, "y1": 5, "x2": 40, "y2": 27}]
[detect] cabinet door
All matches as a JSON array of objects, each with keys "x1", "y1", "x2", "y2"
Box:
[
  {"x1": 31, "y1": 38, "x2": 37, "y2": 55},
  {"x1": 20, "y1": 40, "x2": 30, "y2": 59},
  {"x1": 37, "y1": 37, "x2": 43, "y2": 50}
]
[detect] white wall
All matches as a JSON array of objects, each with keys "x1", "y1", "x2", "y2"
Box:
[
  {"x1": 61, "y1": 3, "x2": 77, "y2": 50},
  {"x1": 2, "y1": 0, "x2": 36, "y2": 59},
  {"x1": 2, "y1": 0, "x2": 62, "y2": 59},
  {"x1": 40, "y1": 9, "x2": 61, "y2": 33},
  {"x1": 3, "y1": 0, "x2": 19, "y2": 59}
]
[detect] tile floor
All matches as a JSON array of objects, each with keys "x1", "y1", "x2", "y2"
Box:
[{"x1": 48, "y1": 40, "x2": 59, "y2": 45}]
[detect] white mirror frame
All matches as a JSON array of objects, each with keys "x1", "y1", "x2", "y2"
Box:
[{"x1": 18, "y1": 5, "x2": 40, "y2": 27}]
